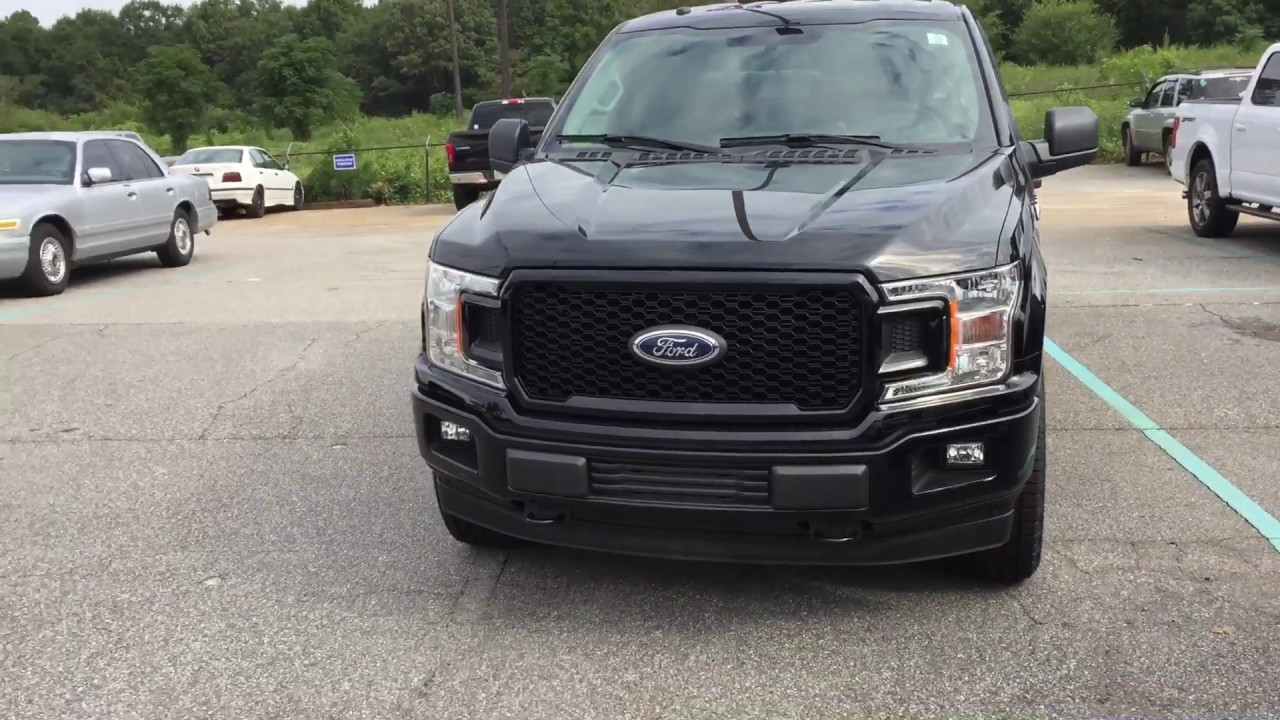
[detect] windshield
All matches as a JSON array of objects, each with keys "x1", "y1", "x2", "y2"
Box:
[
  {"x1": 549, "y1": 20, "x2": 994, "y2": 151},
  {"x1": 177, "y1": 148, "x2": 244, "y2": 164},
  {"x1": 0, "y1": 140, "x2": 77, "y2": 186},
  {"x1": 469, "y1": 102, "x2": 555, "y2": 130},
  {"x1": 1188, "y1": 75, "x2": 1251, "y2": 100}
]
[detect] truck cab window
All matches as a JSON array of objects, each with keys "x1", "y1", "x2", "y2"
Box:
[{"x1": 1252, "y1": 56, "x2": 1280, "y2": 106}]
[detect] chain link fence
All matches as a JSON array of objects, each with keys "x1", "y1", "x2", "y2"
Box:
[{"x1": 274, "y1": 140, "x2": 453, "y2": 206}]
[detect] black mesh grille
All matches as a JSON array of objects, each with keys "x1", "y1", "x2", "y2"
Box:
[
  {"x1": 885, "y1": 315, "x2": 924, "y2": 354},
  {"x1": 510, "y1": 283, "x2": 863, "y2": 410},
  {"x1": 590, "y1": 461, "x2": 771, "y2": 507}
]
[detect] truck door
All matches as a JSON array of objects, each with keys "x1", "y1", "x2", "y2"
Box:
[{"x1": 1230, "y1": 52, "x2": 1280, "y2": 206}]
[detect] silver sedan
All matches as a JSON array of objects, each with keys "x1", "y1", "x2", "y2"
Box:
[{"x1": 0, "y1": 132, "x2": 218, "y2": 297}]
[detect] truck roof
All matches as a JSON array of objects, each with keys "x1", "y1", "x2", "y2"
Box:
[{"x1": 619, "y1": 0, "x2": 964, "y2": 33}]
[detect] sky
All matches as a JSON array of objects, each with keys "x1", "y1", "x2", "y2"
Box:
[{"x1": 7, "y1": 0, "x2": 307, "y2": 26}]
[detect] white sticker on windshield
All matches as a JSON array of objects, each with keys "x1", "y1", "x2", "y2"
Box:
[{"x1": 927, "y1": 32, "x2": 948, "y2": 45}]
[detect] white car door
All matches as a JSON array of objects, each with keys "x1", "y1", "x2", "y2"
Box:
[
  {"x1": 1230, "y1": 53, "x2": 1280, "y2": 206},
  {"x1": 248, "y1": 148, "x2": 285, "y2": 206},
  {"x1": 260, "y1": 149, "x2": 298, "y2": 206}
]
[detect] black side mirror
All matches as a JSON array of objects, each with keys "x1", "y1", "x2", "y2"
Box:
[
  {"x1": 1129, "y1": 98, "x2": 1144, "y2": 108},
  {"x1": 489, "y1": 118, "x2": 531, "y2": 175},
  {"x1": 1023, "y1": 106, "x2": 1099, "y2": 180}
]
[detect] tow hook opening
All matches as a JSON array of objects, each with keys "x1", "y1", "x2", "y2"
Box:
[
  {"x1": 523, "y1": 502, "x2": 567, "y2": 525},
  {"x1": 806, "y1": 521, "x2": 861, "y2": 543}
]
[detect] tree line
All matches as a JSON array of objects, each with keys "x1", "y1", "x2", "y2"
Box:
[{"x1": 1, "y1": 0, "x2": 1274, "y2": 151}]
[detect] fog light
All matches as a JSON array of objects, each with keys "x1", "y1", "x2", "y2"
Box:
[
  {"x1": 945, "y1": 442, "x2": 984, "y2": 466},
  {"x1": 440, "y1": 421, "x2": 472, "y2": 442}
]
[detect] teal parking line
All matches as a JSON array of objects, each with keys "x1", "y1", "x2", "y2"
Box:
[
  {"x1": 1045, "y1": 337, "x2": 1280, "y2": 552},
  {"x1": 1058, "y1": 286, "x2": 1280, "y2": 296},
  {"x1": 0, "y1": 261, "x2": 242, "y2": 322}
]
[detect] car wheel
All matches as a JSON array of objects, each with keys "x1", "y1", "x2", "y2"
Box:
[
  {"x1": 292, "y1": 182, "x2": 304, "y2": 211},
  {"x1": 20, "y1": 222, "x2": 71, "y2": 297},
  {"x1": 1188, "y1": 158, "x2": 1239, "y2": 238},
  {"x1": 157, "y1": 208, "x2": 195, "y2": 268},
  {"x1": 1122, "y1": 126, "x2": 1141, "y2": 166},
  {"x1": 453, "y1": 185, "x2": 481, "y2": 211},
  {"x1": 246, "y1": 186, "x2": 266, "y2": 218},
  {"x1": 965, "y1": 389, "x2": 1045, "y2": 585},
  {"x1": 435, "y1": 483, "x2": 524, "y2": 549}
]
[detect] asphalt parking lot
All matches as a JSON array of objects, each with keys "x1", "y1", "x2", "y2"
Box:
[{"x1": 3, "y1": 164, "x2": 1280, "y2": 719}]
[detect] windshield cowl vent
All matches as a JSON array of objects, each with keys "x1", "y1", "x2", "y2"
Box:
[{"x1": 567, "y1": 147, "x2": 932, "y2": 164}]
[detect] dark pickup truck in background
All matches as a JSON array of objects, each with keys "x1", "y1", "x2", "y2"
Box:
[
  {"x1": 414, "y1": 0, "x2": 1099, "y2": 584},
  {"x1": 445, "y1": 97, "x2": 556, "y2": 210}
]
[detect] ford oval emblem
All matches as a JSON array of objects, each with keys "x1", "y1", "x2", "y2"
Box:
[{"x1": 629, "y1": 325, "x2": 727, "y2": 368}]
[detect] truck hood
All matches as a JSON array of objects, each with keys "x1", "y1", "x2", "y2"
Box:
[{"x1": 431, "y1": 148, "x2": 1024, "y2": 283}]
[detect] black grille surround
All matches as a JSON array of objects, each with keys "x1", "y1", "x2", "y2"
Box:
[{"x1": 501, "y1": 270, "x2": 879, "y2": 424}]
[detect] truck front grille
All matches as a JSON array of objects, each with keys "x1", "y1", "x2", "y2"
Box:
[
  {"x1": 590, "y1": 461, "x2": 771, "y2": 507},
  {"x1": 510, "y1": 282, "x2": 863, "y2": 411}
]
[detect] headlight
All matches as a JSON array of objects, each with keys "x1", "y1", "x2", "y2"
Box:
[
  {"x1": 879, "y1": 262, "x2": 1021, "y2": 402},
  {"x1": 424, "y1": 258, "x2": 505, "y2": 388},
  {"x1": 0, "y1": 218, "x2": 20, "y2": 233}
]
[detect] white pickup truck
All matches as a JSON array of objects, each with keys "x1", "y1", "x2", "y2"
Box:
[{"x1": 1169, "y1": 43, "x2": 1280, "y2": 237}]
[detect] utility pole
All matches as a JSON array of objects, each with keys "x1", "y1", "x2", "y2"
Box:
[
  {"x1": 447, "y1": 0, "x2": 463, "y2": 119},
  {"x1": 496, "y1": 0, "x2": 512, "y2": 96}
]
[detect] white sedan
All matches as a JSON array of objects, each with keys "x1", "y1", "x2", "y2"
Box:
[{"x1": 169, "y1": 145, "x2": 304, "y2": 218}]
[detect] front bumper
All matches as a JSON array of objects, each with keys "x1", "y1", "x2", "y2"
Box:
[{"x1": 412, "y1": 357, "x2": 1043, "y2": 565}]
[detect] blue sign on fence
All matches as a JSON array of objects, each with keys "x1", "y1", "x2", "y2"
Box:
[{"x1": 332, "y1": 153, "x2": 356, "y2": 171}]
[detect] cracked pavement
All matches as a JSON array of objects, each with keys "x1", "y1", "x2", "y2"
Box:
[{"x1": 2, "y1": 169, "x2": 1280, "y2": 719}]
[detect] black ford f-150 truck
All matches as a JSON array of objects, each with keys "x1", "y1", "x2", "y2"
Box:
[
  {"x1": 445, "y1": 97, "x2": 556, "y2": 210},
  {"x1": 412, "y1": 0, "x2": 1098, "y2": 584}
]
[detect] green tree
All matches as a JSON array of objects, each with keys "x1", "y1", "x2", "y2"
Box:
[
  {"x1": 39, "y1": 10, "x2": 130, "y2": 113},
  {"x1": 117, "y1": 0, "x2": 187, "y2": 66},
  {"x1": 184, "y1": 0, "x2": 296, "y2": 108},
  {"x1": 134, "y1": 45, "x2": 224, "y2": 152},
  {"x1": 253, "y1": 34, "x2": 353, "y2": 140},
  {"x1": 1013, "y1": 0, "x2": 1118, "y2": 65}
]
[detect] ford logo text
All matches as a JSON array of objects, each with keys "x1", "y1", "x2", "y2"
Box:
[{"x1": 629, "y1": 326, "x2": 727, "y2": 368}]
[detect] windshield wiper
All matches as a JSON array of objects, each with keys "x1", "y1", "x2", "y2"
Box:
[
  {"x1": 718, "y1": 133, "x2": 933, "y2": 152},
  {"x1": 555, "y1": 134, "x2": 721, "y2": 154}
]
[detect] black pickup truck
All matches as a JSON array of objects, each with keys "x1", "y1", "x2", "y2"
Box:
[
  {"x1": 413, "y1": 1, "x2": 1099, "y2": 583},
  {"x1": 445, "y1": 97, "x2": 555, "y2": 210}
]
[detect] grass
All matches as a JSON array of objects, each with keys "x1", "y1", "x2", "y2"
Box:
[{"x1": 2, "y1": 42, "x2": 1268, "y2": 202}]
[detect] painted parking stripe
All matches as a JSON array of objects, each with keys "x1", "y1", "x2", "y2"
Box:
[
  {"x1": 1058, "y1": 286, "x2": 1280, "y2": 296},
  {"x1": 1045, "y1": 337, "x2": 1280, "y2": 552}
]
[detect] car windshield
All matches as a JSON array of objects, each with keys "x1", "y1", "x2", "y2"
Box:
[
  {"x1": 1188, "y1": 75, "x2": 1251, "y2": 100},
  {"x1": 550, "y1": 20, "x2": 994, "y2": 151},
  {"x1": 0, "y1": 140, "x2": 77, "y2": 185},
  {"x1": 177, "y1": 148, "x2": 243, "y2": 164},
  {"x1": 469, "y1": 102, "x2": 555, "y2": 130}
]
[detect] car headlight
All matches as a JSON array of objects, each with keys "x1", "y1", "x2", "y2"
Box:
[
  {"x1": 879, "y1": 262, "x2": 1021, "y2": 402},
  {"x1": 424, "y1": 258, "x2": 505, "y2": 388},
  {"x1": 0, "y1": 218, "x2": 21, "y2": 234}
]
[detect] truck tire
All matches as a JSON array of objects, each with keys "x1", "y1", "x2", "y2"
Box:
[
  {"x1": 453, "y1": 185, "x2": 481, "y2": 211},
  {"x1": 966, "y1": 390, "x2": 1045, "y2": 585},
  {"x1": 1122, "y1": 126, "x2": 1141, "y2": 166},
  {"x1": 1188, "y1": 157, "x2": 1239, "y2": 238},
  {"x1": 436, "y1": 483, "x2": 524, "y2": 549}
]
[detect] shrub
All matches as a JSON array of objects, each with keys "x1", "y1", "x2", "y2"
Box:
[{"x1": 1013, "y1": 0, "x2": 1118, "y2": 66}]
